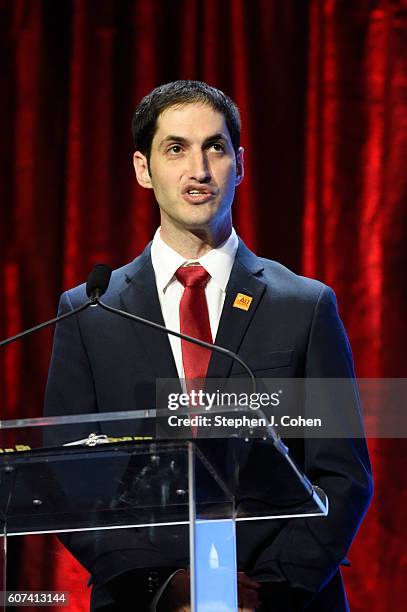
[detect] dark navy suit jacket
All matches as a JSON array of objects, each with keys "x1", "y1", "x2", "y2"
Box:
[{"x1": 45, "y1": 240, "x2": 372, "y2": 611}]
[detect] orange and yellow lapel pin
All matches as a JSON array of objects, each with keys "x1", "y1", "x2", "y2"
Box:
[{"x1": 233, "y1": 293, "x2": 253, "y2": 311}]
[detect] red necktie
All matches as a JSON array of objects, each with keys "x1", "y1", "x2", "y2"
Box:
[{"x1": 175, "y1": 265, "x2": 213, "y2": 387}]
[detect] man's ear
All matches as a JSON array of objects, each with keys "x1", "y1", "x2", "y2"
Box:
[
  {"x1": 133, "y1": 151, "x2": 153, "y2": 189},
  {"x1": 235, "y1": 147, "x2": 244, "y2": 187}
]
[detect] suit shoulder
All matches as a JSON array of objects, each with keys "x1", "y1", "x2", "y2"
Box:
[
  {"x1": 62, "y1": 256, "x2": 147, "y2": 307},
  {"x1": 257, "y1": 257, "x2": 334, "y2": 303}
]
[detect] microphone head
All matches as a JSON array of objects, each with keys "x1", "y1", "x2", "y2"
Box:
[{"x1": 86, "y1": 264, "x2": 112, "y2": 299}]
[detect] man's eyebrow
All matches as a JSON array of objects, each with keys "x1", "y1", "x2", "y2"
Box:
[
  {"x1": 202, "y1": 133, "x2": 228, "y2": 146},
  {"x1": 158, "y1": 135, "x2": 188, "y2": 148},
  {"x1": 158, "y1": 133, "x2": 229, "y2": 149}
]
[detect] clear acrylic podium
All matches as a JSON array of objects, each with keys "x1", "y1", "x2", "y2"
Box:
[{"x1": 0, "y1": 409, "x2": 328, "y2": 611}]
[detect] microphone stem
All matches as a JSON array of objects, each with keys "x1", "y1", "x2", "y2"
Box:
[
  {"x1": 96, "y1": 298, "x2": 257, "y2": 394},
  {"x1": 97, "y1": 301, "x2": 286, "y2": 448},
  {"x1": 0, "y1": 301, "x2": 91, "y2": 348}
]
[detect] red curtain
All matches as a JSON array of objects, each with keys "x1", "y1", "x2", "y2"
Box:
[
  {"x1": 1, "y1": 1, "x2": 406, "y2": 610},
  {"x1": 304, "y1": 1, "x2": 407, "y2": 610}
]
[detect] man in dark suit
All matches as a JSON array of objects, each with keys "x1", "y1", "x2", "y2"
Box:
[{"x1": 45, "y1": 81, "x2": 372, "y2": 611}]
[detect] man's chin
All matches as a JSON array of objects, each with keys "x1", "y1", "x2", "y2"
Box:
[
  {"x1": 173, "y1": 212, "x2": 219, "y2": 231},
  {"x1": 160, "y1": 204, "x2": 231, "y2": 235}
]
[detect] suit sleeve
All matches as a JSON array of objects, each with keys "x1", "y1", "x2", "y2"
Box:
[
  {"x1": 45, "y1": 291, "x2": 97, "y2": 429},
  {"x1": 250, "y1": 285, "x2": 373, "y2": 605}
]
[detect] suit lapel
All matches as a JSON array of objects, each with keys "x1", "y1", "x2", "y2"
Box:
[
  {"x1": 118, "y1": 245, "x2": 179, "y2": 382},
  {"x1": 206, "y1": 240, "x2": 266, "y2": 379}
]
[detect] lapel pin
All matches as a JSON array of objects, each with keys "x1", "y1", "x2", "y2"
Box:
[{"x1": 233, "y1": 293, "x2": 253, "y2": 311}]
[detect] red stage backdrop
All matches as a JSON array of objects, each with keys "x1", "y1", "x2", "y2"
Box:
[{"x1": 1, "y1": 1, "x2": 406, "y2": 610}]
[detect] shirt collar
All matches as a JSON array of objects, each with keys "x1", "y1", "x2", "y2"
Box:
[{"x1": 151, "y1": 228, "x2": 238, "y2": 293}]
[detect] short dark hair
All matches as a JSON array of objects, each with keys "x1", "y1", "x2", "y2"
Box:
[{"x1": 131, "y1": 80, "x2": 241, "y2": 161}]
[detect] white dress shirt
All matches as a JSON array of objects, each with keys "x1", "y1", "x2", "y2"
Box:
[{"x1": 150, "y1": 227, "x2": 238, "y2": 379}]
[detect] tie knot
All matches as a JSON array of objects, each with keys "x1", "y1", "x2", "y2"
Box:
[{"x1": 175, "y1": 265, "x2": 210, "y2": 288}]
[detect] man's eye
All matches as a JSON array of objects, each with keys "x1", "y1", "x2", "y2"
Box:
[
  {"x1": 211, "y1": 143, "x2": 225, "y2": 152},
  {"x1": 168, "y1": 145, "x2": 182, "y2": 154}
]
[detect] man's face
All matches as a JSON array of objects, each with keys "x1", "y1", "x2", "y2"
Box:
[{"x1": 133, "y1": 102, "x2": 244, "y2": 236}]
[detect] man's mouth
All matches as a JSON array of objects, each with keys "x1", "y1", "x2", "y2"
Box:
[{"x1": 182, "y1": 188, "x2": 216, "y2": 204}]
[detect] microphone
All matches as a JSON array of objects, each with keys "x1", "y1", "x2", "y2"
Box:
[
  {"x1": 0, "y1": 264, "x2": 112, "y2": 349},
  {"x1": 86, "y1": 264, "x2": 112, "y2": 302}
]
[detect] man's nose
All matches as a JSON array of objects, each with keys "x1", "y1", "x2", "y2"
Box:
[{"x1": 188, "y1": 151, "x2": 211, "y2": 182}]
